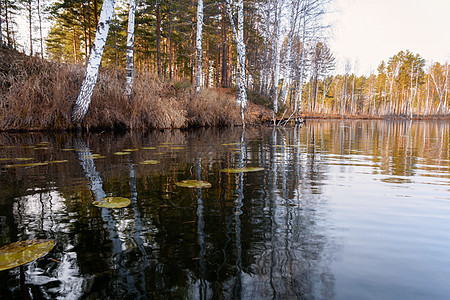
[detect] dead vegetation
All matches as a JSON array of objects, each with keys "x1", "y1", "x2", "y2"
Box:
[{"x1": 0, "y1": 49, "x2": 270, "y2": 132}]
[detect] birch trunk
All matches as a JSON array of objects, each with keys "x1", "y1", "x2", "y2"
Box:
[
  {"x1": 195, "y1": 0, "x2": 204, "y2": 92},
  {"x1": 125, "y1": 0, "x2": 136, "y2": 96},
  {"x1": 272, "y1": 0, "x2": 282, "y2": 116},
  {"x1": 260, "y1": 0, "x2": 271, "y2": 94},
  {"x1": 0, "y1": 2, "x2": 2, "y2": 46},
  {"x1": 226, "y1": 0, "x2": 247, "y2": 124},
  {"x1": 71, "y1": 0, "x2": 116, "y2": 123},
  {"x1": 37, "y1": 0, "x2": 44, "y2": 58},
  {"x1": 296, "y1": 8, "x2": 307, "y2": 119},
  {"x1": 280, "y1": 0, "x2": 299, "y2": 105}
]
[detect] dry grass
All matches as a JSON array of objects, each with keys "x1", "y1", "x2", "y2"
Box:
[{"x1": 0, "y1": 49, "x2": 246, "y2": 132}]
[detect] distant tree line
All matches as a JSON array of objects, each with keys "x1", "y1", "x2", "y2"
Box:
[{"x1": 1, "y1": 0, "x2": 448, "y2": 120}]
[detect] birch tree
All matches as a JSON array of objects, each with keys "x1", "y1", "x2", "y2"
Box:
[
  {"x1": 195, "y1": 0, "x2": 203, "y2": 92},
  {"x1": 226, "y1": 0, "x2": 247, "y2": 124},
  {"x1": 125, "y1": 0, "x2": 136, "y2": 96},
  {"x1": 71, "y1": 0, "x2": 116, "y2": 123},
  {"x1": 272, "y1": 0, "x2": 282, "y2": 117}
]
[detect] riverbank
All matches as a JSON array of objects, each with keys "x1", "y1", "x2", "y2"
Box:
[{"x1": 0, "y1": 48, "x2": 272, "y2": 132}]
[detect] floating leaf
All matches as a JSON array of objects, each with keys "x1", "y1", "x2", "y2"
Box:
[
  {"x1": 222, "y1": 143, "x2": 241, "y2": 146},
  {"x1": 139, "y1": 160, "x2": 160, "y2": 165},
  {"x1": 175, "y1": 180, "x2": 212, "y2": 188},
  {"x1": 142, "y1": 147, "x2": 156, "y2": 150},
  {"x1": 0, "y1": 239, "x2": 55, "y2": 271},
  {"x1": 47, "y1": 160, "x2": 69, "y2": 164},
  {"x1": 154, "y1": 152, "x2": 166, "y2": 155},
  {"x1": 35, "y1": 147, "x2": 50, "y2": 150},
  {"x1": 220, "y1": 167, "x2": 264, "y2": 173},
  {"x1": 62, "y1": 148, "x2": 76, "y2": 151},
  {"x1": 93, "y1": 197, "x2": 131, "y2": 209},
  {"x1": 113, "y1": 152, "x2": 131, "y2": 155},
  {"x1": 170, "y1": 147, "x2": 184, "y2": 150},
  {"x1": 84, "y1": 154, "x2": 106, "y2": 159},
  {"x1": 0, "y1": 158, "x2": 10, "y2": 161},
  {"x1": 6, "y1": 162, "x2": 48, "y2": 168},
  {"x1": 123, "y1": 148, "x2": 139, "y2": 152},
  {"x1": 15, "y1": 158, "x2": 34, "y2": 161}
]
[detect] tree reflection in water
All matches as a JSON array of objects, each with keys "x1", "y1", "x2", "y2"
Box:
[{"x1": 6, "y1": 120, "x2": 447, "y2": 298}]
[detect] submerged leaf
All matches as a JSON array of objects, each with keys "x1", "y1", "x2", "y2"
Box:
[
  {"x1": 220, "y1": 167, "x2": 264, "y2": 173},
  {"x1": 175, "y1": 180, "x2": 212, "y2": 188},
  {"x1": 93, "y1": 197, "x2": 131, "y2": 208},
  {"x1": 139, "y1": 160, "x2": 160, "y2": 165},
  {"x1": 0, "y1": 239, "x2": 55, "y2": 271}
]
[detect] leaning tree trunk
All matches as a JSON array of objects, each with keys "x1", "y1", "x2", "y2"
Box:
[
  {"x1": 71, "y1": 0, "x2": 116, "y2": 123},
  {"x1": 125, "y1": 0, "x2": 136, "y2": 96},
  {"x1": 195, "y1": 0, "x2": 204, "y2": 92}
]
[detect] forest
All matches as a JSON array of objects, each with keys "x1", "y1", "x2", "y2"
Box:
[{"x1": 0, "y1": 0, "x2": 448, "y2": 131}]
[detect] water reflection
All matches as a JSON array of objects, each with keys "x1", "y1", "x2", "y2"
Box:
[{"x1": 0, "y1": 120, "x2": 448, "y2": 299}]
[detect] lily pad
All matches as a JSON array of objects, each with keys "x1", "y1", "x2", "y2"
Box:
[
  {"x1": 6, "y1": 162, "x2": 48, "y2": 168},
  {"x1": 220, "y1": 167, "x2": 264, "y2": 173},
  {"x1": 93, "y1": 197, "x2": 131, "y2": 208},
  {"x1": 113, "y1": 152, "x2": 131, "y2": 155},
  {"x1": 175, "y1": 180, "x2": 212, "y2": 188},
  {"x1": 139, "y1": 160, "x2": 160, "y2": 165},
  {"x1": 47, "y1": 160, "x2": 69, "y2": 164},
  {"x1": 84, "y1": 154, "x2": 106, "y2": 159},
  {"x1": 0, "y1": 239, "x2": 55, "y2": 271}
]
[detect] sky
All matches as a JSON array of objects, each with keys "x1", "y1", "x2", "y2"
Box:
[{"x1": 326, "y1": 0, "x2": 450, "y2": 75}]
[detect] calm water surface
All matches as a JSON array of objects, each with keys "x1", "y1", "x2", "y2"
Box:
[{"x1": 0, "y1": 120, "x2": 449, "y2": 299}]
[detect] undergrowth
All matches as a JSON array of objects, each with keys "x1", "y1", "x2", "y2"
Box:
[{"x1": 0, "y1": 49, "x2": 245, "y2": 131}]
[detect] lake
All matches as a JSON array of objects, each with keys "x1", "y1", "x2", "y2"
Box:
[{"x1": 0, "y1": 120, "x2": 449, "y2": 299}]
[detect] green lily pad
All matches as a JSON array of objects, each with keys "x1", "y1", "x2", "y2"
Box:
[
  {"x1": 0, "y1": 239, "x2": 55, "y2": 271},
  {"x1": 142, "y1": 147, "x2": 157, "y2": 150},
  {"x1": 139, "y1": 160, "x2": 160, "y2": 165},
  {"x1": 175, "y1": 180, "x2": 212, "y2": 188},
  {"x1": 93, "y1": 197, "x2": 131, "y2": 208},
  {"x1": 113, "y1": 152, "x2": 131, "y2": 155},
  {"x1": 220, "y1": 167, "x2": 264, "y2": 173},
  {"x1": 6, "y1": 162, "x2": 48, "y2": 168}
]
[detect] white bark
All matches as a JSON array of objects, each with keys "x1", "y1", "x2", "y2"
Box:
[
  {"x1": 272, "y1": 0, "x2": 282, "y2": 115},
  {"x1": 260, "y1": 0, "x2": 272, "y2": 94},
  {"x1": 195, "y1": 0, "x2": 204, "y2": 93},
  {"x1": 0, "y1": 3, "x2": 2, "y2": 46},
  {"x1": 296, "y1": 5, "x2": 307, "y2": 118},
  {"x1": 72, "y1": 0, "x2": 117, "y2": 123},
  {"x1": 280, "y1": 0, "x2": 299, "y2": 105},
  {"x1": 226, "y1": 0, "x2": 247, "y2": 124},
  {"x1": 125, "y1": 0, "x2": 136, "y2": 96}
]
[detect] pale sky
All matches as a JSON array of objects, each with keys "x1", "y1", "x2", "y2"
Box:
[{"x1": 326, "y1": 0, "x2": 450, "y2": 75}]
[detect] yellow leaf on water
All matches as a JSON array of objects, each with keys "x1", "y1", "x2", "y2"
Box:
[
  {"x1": 175, "y1": 180, "x2": 212, "y2": 188},
  {"x1": 139, "y1": 160, "x2": 160, "y2": 165},
  {"x1": 0, "y1": 239, "x2": 55, "y2": 271},
  {"x1": 113, "y1": 152, "x2": 131, "y2": 155},
  {"x1": 220, "y1": 167, "x2": 264, "y2": 173},
  {"x1": 93, "y1": 197, "x2": 131, "y2": 209}
]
